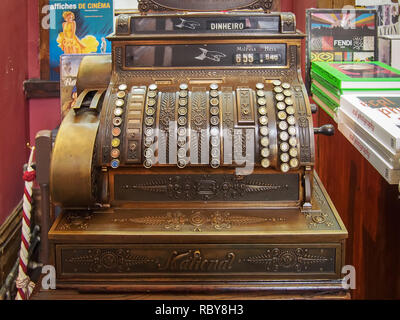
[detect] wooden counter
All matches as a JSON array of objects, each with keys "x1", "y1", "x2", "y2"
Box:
[{"x1": 315, "y1": 108, "x2": 400, "y2": 299}]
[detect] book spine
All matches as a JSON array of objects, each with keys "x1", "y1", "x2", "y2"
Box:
[
  {"x1": 311, "y1": 80, "x2": 340, "y2": 105},
  {"x1": 338, "y1": 108, "x2": 400, "y2": 168},
  {"x1": 311, "y1": 63, "x2": 341, "y2": 89},
  {"x1": 340, "y1": 99, "x2": 400, "y2": 153},
  {"x1": 312, "y1": 94, "x2": 338, "y2": 123},
  {"x1": 311, "y1": 71, "x2": 341, "y2": 99},
  {"x1": 311, "y1": 84, "x2": 339, "y2": 111},
  {"x1": 339, "y1": 122, "x2": 400, "y2": 185}
]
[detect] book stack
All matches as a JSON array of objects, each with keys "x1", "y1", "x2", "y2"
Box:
[
  {"x1": 310, "y1": 61, "x2": 400, "y2": 122},
  {"x1": 338, "y1": 95, "x2": 400, "y2": 185}
]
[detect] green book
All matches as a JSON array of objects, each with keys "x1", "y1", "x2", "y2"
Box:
[
  {"x1": 312, "y1": 93, "x2": 337, "y2": 122},
  {"x1": 311, "y1": 70, "x2": 341, "y2": 99},
  {"x1": 311, "y1": 61, "x2": 400, "y2": 90},
  {"x1": 311, "y1": 83, "x2": 339, "y2": 112}
]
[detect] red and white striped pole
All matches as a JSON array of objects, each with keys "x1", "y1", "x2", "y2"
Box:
[{"x1": 15, "y1": 144, "x2": 36, "y2": 300}]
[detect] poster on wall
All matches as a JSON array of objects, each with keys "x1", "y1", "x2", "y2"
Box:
[
  {"x1": 365, "y1": 4, "x2": 400, "y2": 36},
  {"x1": 306, "y1": 9, "x2": 378, "y2": 92},
  {"x1": 49, "y1": 0, "x2": 114, "y2": 81}
]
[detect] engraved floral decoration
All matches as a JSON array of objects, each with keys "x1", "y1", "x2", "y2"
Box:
[
  {"x1": 239, "y1": 248, "x2": 334, "y2": 273},
  {"x1": 58, "y1": 212, "x2": 93, "y2": 231},
  {"x1": 126, "y1": 175, "x2": 289, "y2": 201},
  {"x1": 65, "y1": 248, "x2": 158, "y2": 273},
  {"x1": 121, "y1": 210, "x2": 281, "y2": 232}
]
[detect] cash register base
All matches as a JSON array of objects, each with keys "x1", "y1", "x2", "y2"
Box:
[{"x1": 47, "y1": 174, "x2": 347, "y2": 295}]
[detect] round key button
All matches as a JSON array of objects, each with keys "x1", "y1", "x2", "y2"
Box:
[
  {"x1": 178, "y1": 107, "x2": 188, "y2": 116},
  {"x1": 285, "y1": 97, "x2": 294, "y2": 105},
  {"x1": 111, "y1": 159, "x2": 120, "y2": 169},
  {"x1": 275, "y1": 94, "x2": 285, "y2": 102},
  {"x1": 211, "y1": 136, "x2": 219, "y2": 147},
  {"x1": 178, "y1": 148, "x2": 186, "y2": 158},
  {"x1": 281, "y1": 163, "x2": 290, "y2": 173},
  {"x1": 210, "y1": 116, "x2": 220, "y2": 126},
  {"x1": 258, "y1": 106, "x2": 267, "y2": 116},
  {"x1": 111, "y1": 138, "x2": 120, "y2": 148},
  {"x1": 210, "y1": 98, "x2": 219, "y2": 106},
  {"x1": 260, "y1": 126, "x2": 269, "y2": 136},
  {"x1": 210, "y1": 83, "x2": 219, "y2": 90},
  {"x1": 211, "y1": 148, "x2": 220, "y2": 158},
  {"x1": 111, "y1": 149, "x2": 120, "y2": 159},
  {"x1": 282, "y1": 82, "x2": 291, "y2": 89},
  {"x1": 286, "y1": 106, "x2": 295, "y2": 115},
  {"x1": 261, "y1": 148, "x2": 270, "y2": 158},
  {"x1": 288, "y1": 126, "x2": 296, "y2": 136},
  {"x1": 115, "y1": 99, "x2": 124, "y2": 107},
  {"x1": 112, "y1": 127, "x2": 121, "y2": 137},
  {"x1": 146, "y1": 107, "x2": 155, "y2": 116},
  {"x1": 261, "y1": 158, "x2": 270, "y2": 168},
  {"x1": 113, "y1": 117, "x2": 122, "y2": 126},
  {"x1": 272, "y1": 80, "x2": 282, "y2": 86},
  {"x1": 280, "y1": 153, "x2": 290, "y2": 163},
  {"x1": 287, "y1": 115, "x2": 296, "y2": 125},
  {"x1": 177, "y1": 159, "x2": 187, "y2": 169},
  {"x1": 144, "y1": 148, "x2": 153, "y2": 158},
  {"x1": 144, "y1": 159, "x2": 152, "y2": 169},
  {"x1": 145, "y1": 117, "x2": 154, "y2": 126},
  {"x1": 180, "y1": 83, "x2": 188, "y2": 90},
  {"x1": 210, "y1": 90, "x2": 219, "y2": 98},
  {"x1": 280, "y1": 142, "x2": 290, "y2": 152},
  {"x1": 114, "y1": 108, "x2": 123, "y2": 116},
  {"x1": 210, "y1": 159, "x2": 220, "y2": 168},
  {"x1": 149, "y1": 84, "x2": 158, "y2": 91},
  {"x1": 290, "y1": 158, "x2": 299, "y2": 168},
  {"x1": 274, "y1": 86, "x2": 283, "y2": 93},
  {"x1": 257, "y1": 90, "x2": 265, "y2": 97},
  {"x1": 289, "y1": 147, "x2": 298, "y2": 157},
  {"x1": 259, "y1": 116, "x2": 268, "y2": 125},
  {"x1": 178, "y1": 116, "x2": 187, "y2": 126},
  {"x1": 145, "y1": 127, "x2": 154, "y2": 137},
  {"x1": 283, "y1": 90, "x2": 292, "y2": 97},
  {"x1": 277, "y1": 102, "x2": 286, "y2": 111},
  {"x1": 179, "y1": 98, "x2": 188, "y2": 106},
  {"x1": 289, "y1": 137, "x2": 298, "y2": 147},
  {"x1": 179, "y1": 90, "x2": 188, "y2": 98},
  {"x1": 147, "y1": 98, "x2": 156, "y2": 107},
  {"x1": 258, "y1": 97, "x2": 267, "y2": 106},
  {"x1": 277, "y1": 111, "x2": 287, "y2": 120},
  {"x1": 118, "y1": 84, "x2": 127, "y2": 91},
  {"x1": 280, "y1": 131, "x2": 289, "y2": 141},
  {"x1": 144, "y1": 137, "x2": 153, "y2": 147},
  {"x1": 256, "y1": 83, "x2": 265, "y2": 90},
  {"x1": 178, "y1": 127, "x2": 187, "y2": 137},
  {"x1": 117, "y1": 91, "x2": 126, "y2": 99},
  {"x1": 261, "y1": 137, "x2": 269, "y2": 147},
  {"x1": 210, "y1": 106, "x2": 220, "y2": 116},
  {"x1": 279, "y1": 121, "x2": 288, "y2": 131},
  {"x1": 210, "y1": 127, "x2": 219, "y2": 136},
  {"x1": 147, "y1": 90, "x2": 157, "y2": 98},
  {"x1": 177, "y1": 137, "x2": 186, "y2": 147}
]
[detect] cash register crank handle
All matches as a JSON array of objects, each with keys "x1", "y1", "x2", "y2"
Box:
[{"x1": 314, "y1": 124, "x2": 335, "y2": 136}]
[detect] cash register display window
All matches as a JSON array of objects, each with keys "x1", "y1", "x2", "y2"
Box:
[
  {"x1": 125, "y1": 43, "x2": 287, "y2": 68},
  {"x1": 132, "y1": 16, "x2": 280, "y2": 33}
]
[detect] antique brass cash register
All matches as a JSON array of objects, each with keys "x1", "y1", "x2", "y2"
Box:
[{"x1": 42, "y1": 1, "x2": 348, "y2": 294}]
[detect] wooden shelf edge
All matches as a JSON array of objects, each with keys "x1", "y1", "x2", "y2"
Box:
[{"x1": 24, "y1": 79, "x2": 60, "y2": 99}]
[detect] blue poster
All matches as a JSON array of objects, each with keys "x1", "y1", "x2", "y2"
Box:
[{"x1": 49, "y1": 0, "x2": 114, "y2": 80}]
